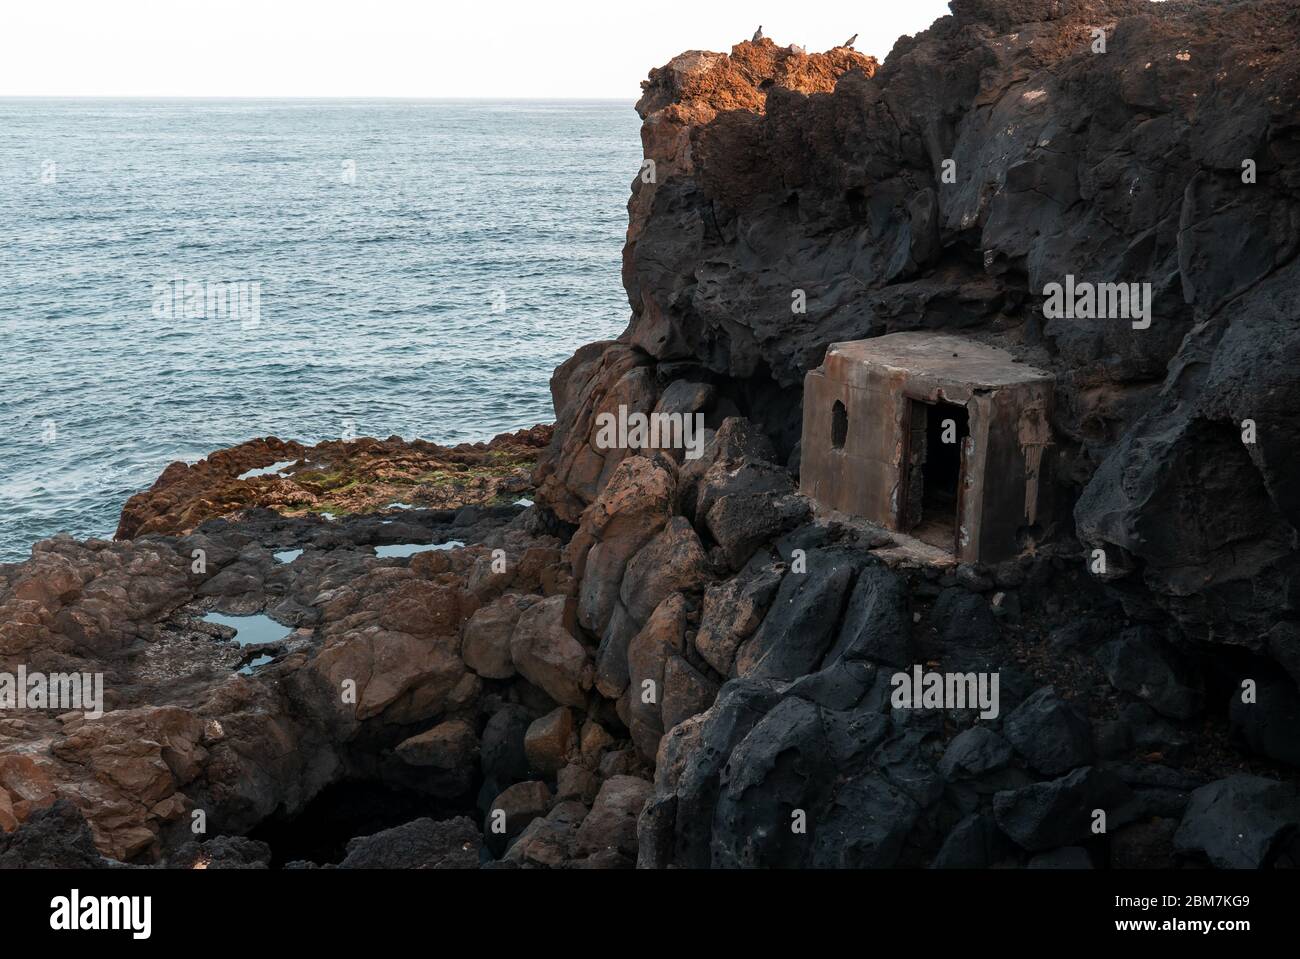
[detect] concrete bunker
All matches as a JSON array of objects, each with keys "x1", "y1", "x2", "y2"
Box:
[{"x1": 800, "y1": 332, "x2": 1054, "y2": 564}]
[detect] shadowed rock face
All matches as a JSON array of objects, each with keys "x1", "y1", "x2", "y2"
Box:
[{"x1": 539, "y1": 0, "x2": 1300, "y2": 650}]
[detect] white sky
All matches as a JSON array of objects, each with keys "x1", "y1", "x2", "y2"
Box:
[{"x1": 1, "y1": 0, "x2": 955, "y2": 98}]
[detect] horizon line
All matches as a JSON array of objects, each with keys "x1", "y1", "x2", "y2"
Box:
[{"x1": 0, "y1": 95, "x2": 640, "y2": 102}]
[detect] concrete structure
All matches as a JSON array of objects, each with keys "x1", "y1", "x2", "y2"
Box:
[{"x1": 800, "y1": 332, "x2": 1054, "y2": 564}]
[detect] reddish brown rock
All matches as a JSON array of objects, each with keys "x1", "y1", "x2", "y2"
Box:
[
  {"x1": 396, "y1": 719, "x2": 479, "y2": 769},
  {"x1": 694, "y1": 566, "x2": 783, "y2": 675},
  {"x1": 556, "y1": 763, "x2": 601, "y2": 805},
  {"x1": 524, "y1": 706, "x2": 576, "y2": 775},
  {"x1": 462, "y1": 595, "x2": 531, "y2": 679},
  {"x1": 571, "y1": 455, "x2": 677, "y2": 637},
  {"x1": 626, "y1": 593, "x2": 690, "y2": 760},
  {"x1": 509, "y1": 596, "x2": 593, "y2": 708},
  {"x1": 486, "y1": 780, "x2": 552, "y2": 851},
  {"x1": 574, "y1": 775, "x2": 654, "y2": 859},
  {"x1": 503, "y1": 800, "x2": 588, "y2": 867},
  {"x1": 620, "y1": 518, "x2": 709, "y2": 625}
]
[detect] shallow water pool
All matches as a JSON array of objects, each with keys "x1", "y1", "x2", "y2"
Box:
[{"x1": 374, "y1": 541, "x2": 465, "y2": 558}]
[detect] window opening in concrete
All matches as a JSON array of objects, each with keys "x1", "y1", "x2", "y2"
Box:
[
  {"x1": 831, "y1": 400, "x2": 848, "y2": 450},
  {"x1": 908, "y1": 398, "x2": 968, "y2": 551}
]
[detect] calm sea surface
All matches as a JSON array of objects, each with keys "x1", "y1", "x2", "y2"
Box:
[{"x1": 0, "y1": 99, "x2": 642, "y2": 561}]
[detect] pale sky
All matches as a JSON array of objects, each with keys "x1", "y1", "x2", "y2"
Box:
[{"x1": 1, "y1": 0, "x2": 954, "y2": 98}]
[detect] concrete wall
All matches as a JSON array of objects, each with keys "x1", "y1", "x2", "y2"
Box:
[{"x1": 800, "y1": 338, "x2": 1054, "y2": 565}]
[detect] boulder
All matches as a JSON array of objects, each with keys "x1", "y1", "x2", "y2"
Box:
[
  {"x1": 1096, "y1": 628, "x2": 1206, "y2": 720},
  {"x1": 694, "y1": 564, "x2": 782, "y2": 675},
  {"x1": 510, "y1": 596, "x2": 592, "y2": 708},
  {"x1": 396, "y1": 719, "x2": 479, "y2": 770},
  {"x1": 462, "y1": 595, "x2": 530, "y2": 679},
  {"x1": 524, "y1": 707, "x2": 576, "y2": 776},
  {"x1": 338, "y1": 817, "x2": 482, "y2": 869},
  {"x1": 619, "y1": 518, "x2": 710, "y2": 625},
  {"x1": 994, "y1": 768, "x2": 1134, "y2": 852},
  {"x1": 574, "y1": 775, "x2": 653, "y2": 859},
  {"x1": 735, "y1": 550, "x2": 862, "y2": 679},
  {"x1": 1001, "y1": 687, "x2": 1094, "y2": 777},
  {"x1": 1173, "y1": 775, "x2": 1300, "y2": 868},
  {"x1": 485, "y1": 781, "x2": 552, "y2": 854}
]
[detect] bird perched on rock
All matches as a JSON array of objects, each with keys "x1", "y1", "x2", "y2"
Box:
[
  {"x1": 789, "y1": 43, "x2": 807, "y2": 55},
  {"x1": 752, "y1": 25, "x2": 764, "y2": 41},
  {"x1": 841, "y1": 33, "x2": 858, "y2": 48}
]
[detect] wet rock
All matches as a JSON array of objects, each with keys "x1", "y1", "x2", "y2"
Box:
[{"x1": 118, "y1": 429, "x2": 550, "y2": 539}]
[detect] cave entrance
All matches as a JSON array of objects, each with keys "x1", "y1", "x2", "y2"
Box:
[
  {"x1": 246, "y1": 780, "x2": 479, "y2": 867},
  {"x1": 904, "y1": 398, "x2": 969, "y2": 553}
]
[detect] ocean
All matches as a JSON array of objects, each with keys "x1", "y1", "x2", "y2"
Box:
[{"x1": 0, "y1": 99, "x2": 642, "y2": 561}]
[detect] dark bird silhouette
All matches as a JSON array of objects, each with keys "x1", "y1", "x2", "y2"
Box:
[
  {"x1": 752, "y1": 25, "x2": 764, "y2": 41},
  {"x1": 842, "y1": 33, "x2": 858, "y2": 48}
]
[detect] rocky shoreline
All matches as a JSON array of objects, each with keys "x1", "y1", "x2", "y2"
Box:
[{"x1": 5, "y1": 0, "x2": 1300, "y2": 869}]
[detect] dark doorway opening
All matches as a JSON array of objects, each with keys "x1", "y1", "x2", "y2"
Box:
[{"x1": 906, "y1": 399, "x2": 969, "y2": 551}]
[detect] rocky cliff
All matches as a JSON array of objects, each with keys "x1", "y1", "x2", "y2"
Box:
[{"x1": 3, "y1": 0, "x2": 1300, "y2": 870}]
